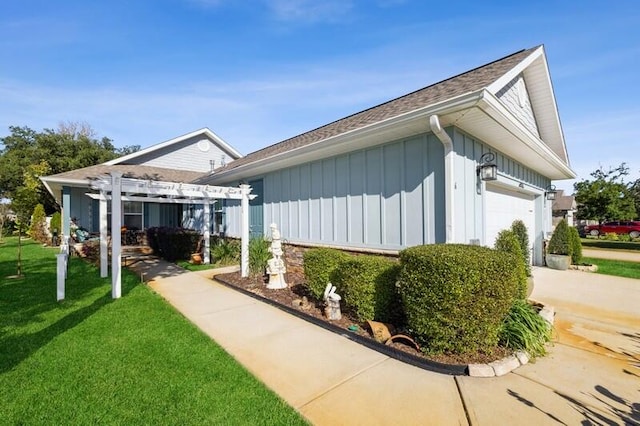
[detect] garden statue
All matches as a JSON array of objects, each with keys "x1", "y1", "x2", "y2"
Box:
[
  {"x1": 323, "y1": 283, "x2": 342, "y2": 320},
  {"x1": 266, "y1": 223, "x2": 287, "y2": 289}
]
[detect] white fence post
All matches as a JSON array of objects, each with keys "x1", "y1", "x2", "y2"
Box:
[{"x1": 56, "y1": 252, "x2": 66, "y2": 301}]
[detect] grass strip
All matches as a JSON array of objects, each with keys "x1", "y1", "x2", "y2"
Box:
[{"x1": 583, "y1": 257, "x2": 640, "y2": 280}]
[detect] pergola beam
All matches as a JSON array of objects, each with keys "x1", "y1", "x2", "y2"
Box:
[{"x1": 94, "y1": 173, "x2": 252, "y2": 299}]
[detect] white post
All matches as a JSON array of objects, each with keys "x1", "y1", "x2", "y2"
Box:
[
  {"x1": 240, "y1": 184, "x2": 250, "y2": 277},
  {"x1": 203, "y1": 200, "x2": 211, "y2": 264},
  {"x1": 111, "y1": 172, "x2": 122, "y2": 299},
  {"x1": 99, "y1": 191, "x2": 108, "y2": 278},
  {"x1": 56, "y1": 253, "x2": 66, "y2": 301}
]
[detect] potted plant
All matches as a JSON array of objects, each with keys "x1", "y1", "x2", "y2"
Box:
[{"x1": 546, "y1": 219, "x2": 572, "y2": 270}]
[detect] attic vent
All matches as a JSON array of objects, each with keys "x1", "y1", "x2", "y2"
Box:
[
  {"x1": 198, "y1": 140, "x2": 210, "y2": 152},
  {"x1": 517, "y1": 79, "x2": 526, "y2": 108}
]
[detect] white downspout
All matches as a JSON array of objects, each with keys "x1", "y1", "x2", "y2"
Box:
[{"x1": 429, "y1": 115, "x2": 454, "y2": 243}]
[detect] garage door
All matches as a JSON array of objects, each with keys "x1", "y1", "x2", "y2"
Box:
[{"x1": 485, "y1": 185, "x2": 535, "y2": 255}]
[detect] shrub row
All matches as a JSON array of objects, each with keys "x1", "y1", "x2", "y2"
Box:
[
  {"x1": 398, "y1": 244, "x2": 519, "y2": 354},
  {"x1": 304, "y1": 243, "x2": 524, "y2": 355},
  {"x1": 548, "y1": 219, "x2": 583, "y2": 264},
  {"x1": 146, "y1": 227, "x2": 201, "y2": 261}
]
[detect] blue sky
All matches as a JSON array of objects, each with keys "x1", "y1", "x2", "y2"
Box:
[{"x1": 1, "y1": 0, "x2": 639, "y2": 192}]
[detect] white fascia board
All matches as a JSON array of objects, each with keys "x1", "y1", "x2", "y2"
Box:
[
  {"x1": 208, "y1": 91, "x2": 484, "y2": 183},
  {"x1": 487, "y1": 46, "x2": 568, "y2": 165},
  {"x1": 104, "y1": 127, "x2": 243, "y2": 166},
  {"x1": 478, "y1": 92, "x2": 576, "y2": 179},
  {"x1": 486, "y1": 46, "x2": 543, "y2": 94}
]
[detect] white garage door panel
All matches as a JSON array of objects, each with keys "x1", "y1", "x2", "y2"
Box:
[{"x1": 485, "y1": 185, "x2": 535, "y2": 255}]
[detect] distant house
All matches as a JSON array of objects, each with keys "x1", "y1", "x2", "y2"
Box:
[
  {"x1": 552, "y1": 190, "x2": 576, "y2": 227},
  {"x1": 201, "y1": 45, "x2": 576, "y2": 266},
  {"x1": 41, "y1": 128, "x2": 243, "y2": 239}
]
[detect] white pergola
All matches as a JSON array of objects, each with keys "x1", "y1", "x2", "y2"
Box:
[{"x1": 87, "y1": 172, "x2": 253, "y2": 299}]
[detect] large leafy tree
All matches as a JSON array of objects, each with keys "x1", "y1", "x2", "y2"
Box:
[
  {"x1": 630, "y1": 176, "x2": 640, "y2": 220},
  {"x1": 573, "y1": 163, "x2": 636, "y2": 223},
  {"x1": 0, "y1": 124, "x2": 140, "y2": 214}
]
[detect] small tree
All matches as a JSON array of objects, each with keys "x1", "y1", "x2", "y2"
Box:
[
  {"x1": 50, "y1": 211, "x2": 61, "y2": 245},
  {"x1": 568, "y1": 227, "x2": 583, "y2": 265},
  {"x1": 0, "y1": 202, "x2": 9, "y2": 243},
  {"x1": 29, "y1": 203, "x2": 47, "y2": 243},
  {"x1": 510, "y1": 220, "x2": 531, "y2": 276},
  {"x1": 547, "y1": 219, "x2": 571, "y2": 256}
]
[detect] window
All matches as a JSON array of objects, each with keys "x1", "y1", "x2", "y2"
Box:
[{"x1": 123, "y1": 201, "x2": 143, "y2": 230}]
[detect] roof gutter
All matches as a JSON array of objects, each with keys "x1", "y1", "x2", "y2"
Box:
[
  {"x1": 208, "y1": 91, "x2": 484, "y2": 184},
  {"x1": 429, "y1": 115, "x2": 455, "y2": 243}
]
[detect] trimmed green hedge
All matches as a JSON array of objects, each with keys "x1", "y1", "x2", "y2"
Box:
[
  {"x1": 303, "y1": 248, "x2": 350, "y2": 299},
  {"x1": 494, "y1": 229, "x2": 527, "y2": 300},
  {"x1": 146, "y1": 227, "x2": 201, "y2": 262},
  {"x1": 398, "y1": 244, "x2": 519, "y2": 354},
  {"x1": 332, "y1": 255, "x2": 402, "y2": 324},
  {"x1": 568, "y1": 227, "x2": 583, "y2": 264}
]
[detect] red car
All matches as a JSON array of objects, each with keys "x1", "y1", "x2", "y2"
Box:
[{"x1": 584, "y1": 221, "x2": 640, "y2": 238}]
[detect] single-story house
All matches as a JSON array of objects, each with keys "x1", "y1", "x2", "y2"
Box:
[
  {"x1": 200, "y1": 45, "x2": 576, "y2": 266},
  {"x1": 41, "y1": 128, "x2": 243, "y2": 239},
  {"x1": 552, "y1": 190, "x2": 576, "y2": 227},
  {"x1": 42, "y1": 45, "x2": 575, "y2": 269}
]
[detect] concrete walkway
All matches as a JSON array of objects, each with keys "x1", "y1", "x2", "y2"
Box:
[{"x1": 129, "y1": 259, "x2": 640, "y2": 425}]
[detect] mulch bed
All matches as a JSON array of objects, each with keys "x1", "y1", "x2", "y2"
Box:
[{"x1": 214, "y1": 271, "x2": 512, "y2": 367}]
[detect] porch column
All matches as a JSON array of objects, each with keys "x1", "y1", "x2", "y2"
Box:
[
  {"x1": 240, "y1": 184, "x2": 250, "y2": 277},
  {"x1": 99, "y1": 191, "x2": 108, "y2": 278},
  {"x1": 111, "y1": 172, "x2": 122, "y2": 299},
  {"x1": 62, "y1": 186, "x2": 71, "y2": 240},
  {"x1": 203, "y1": 200, "x2": 211, "y2": 264}
]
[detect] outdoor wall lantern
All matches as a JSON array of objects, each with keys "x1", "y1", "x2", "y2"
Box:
[
  {"x1": 477, "y1": 152, "x2": 498, "y2": 181},
  {"x1": 545, "y1": 184, "x2": 558, "y2": 201}
]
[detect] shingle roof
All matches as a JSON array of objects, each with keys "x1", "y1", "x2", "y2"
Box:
[
  {"x1": 552, "y1": 190, "x2": 576, "y2": 211},
  {"x1": 44, "y1": 164, "x2": 206, "y2": 184},
  {"x1": 215, "y1": 46, "x2": 539, "y2": 174}
]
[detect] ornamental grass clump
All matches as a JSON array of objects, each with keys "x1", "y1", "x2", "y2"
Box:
[
  {"x1": 248, "y1": 237, "x2": 271, "y2": 277},
  {"x1": 303, "y1": 248, "x2": 349, "y2": 299},
  {"x1": 499, "y1": 300, "x2": 553, "y2": 358},
  {"x1": 332, "y1": 255, "x2": 403, "y2": 324},
  {"x1": 397, "y1": 244, "x2": 519, "y2": 354}
]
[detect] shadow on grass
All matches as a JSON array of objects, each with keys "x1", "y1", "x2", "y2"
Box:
[
  {"x1": 0, "y1": 290, "x2": 112, "y2": 373},
  {"x1": 1, "y1": 239, "x2": 141, "y2": 373}
]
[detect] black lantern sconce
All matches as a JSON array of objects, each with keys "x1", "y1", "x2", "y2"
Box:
[
  {"x1": 545, "y1": 184, "x2": 557, "y2": 201},
  {"x1": 477, "y1": 152, "x2": 498, "y2": 181}
]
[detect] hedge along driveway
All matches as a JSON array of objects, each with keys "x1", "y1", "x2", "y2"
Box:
[{"x1": 0, "y1": 238, "x2": 306, "y2": 425}]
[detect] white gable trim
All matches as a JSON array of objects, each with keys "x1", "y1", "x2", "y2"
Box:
[
  {"x1": 487, "y1": 46, "x2": 568, "y2": 164},
  {"x1": 105, "y1": 128, "x2": 243, "y2": 165}
]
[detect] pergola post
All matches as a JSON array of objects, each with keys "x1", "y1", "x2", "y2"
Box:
[
  {"x1": 203, "y1": 200, "x2": 211, "y2": 264},
  {"x1": 111, "y1": 172, "x2": 122, "y2": 299},
  {"x1": 240, "y1": 184, "x2": 250, "y2": 277},
  {"x1": 62, "y1": 186, "x2": 71, "y2": 240},
  {"x1": 99, "y1": 191, "x2": 108, "y2": 278}
]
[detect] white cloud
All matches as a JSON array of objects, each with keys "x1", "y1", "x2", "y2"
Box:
[{"x1": 265, "y1": 0, "x2": 355, "y2": 23}]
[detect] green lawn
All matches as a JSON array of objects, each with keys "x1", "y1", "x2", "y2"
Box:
[
  {"x1": 583, "y1": 257, "x2": 640, "y2": 280},
  {"x1": 0, "y1": 238, "x2": 306, "y2": 425}
]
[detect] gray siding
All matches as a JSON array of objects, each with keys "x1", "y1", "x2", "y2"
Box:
[
  {"x1": 496, "y1": 75, "x2": 540, "y2": 137},
  {"x1": 69, "y1": 187, "x2": 94, "y2": 231},
  {"x1": 123, "y1": 135, "x2": 233, "y2": 172},
  {"x1": 228, "y1": 133, "x2": 446, "y2": 250}
]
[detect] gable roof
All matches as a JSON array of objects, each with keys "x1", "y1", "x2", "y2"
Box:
[
  {"x1": 104, "y1": 127, "x2": 243, "y2": 166},
  {"x1": 41, "y1": 164, "x2": 206, "y2": 204},
  {"x1": 204, "y1": 45, "x2": 574, "y2": 183},
  {"x1": 552, "y1": 190, "x2": 576, "y2": 211}
]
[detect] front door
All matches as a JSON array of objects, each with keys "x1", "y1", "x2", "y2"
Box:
[{"x1": 249, "y1": 179, "x2": 264, "y2": 238}]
